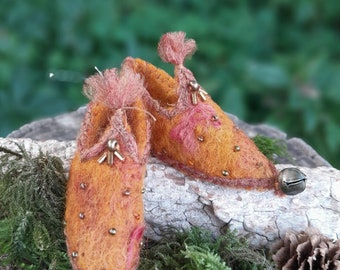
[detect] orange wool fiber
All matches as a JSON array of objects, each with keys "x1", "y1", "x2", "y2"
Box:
[
  {"x1": 65, "y1": 153, "x2": 146, "y2": 270},
  {"x1": 65, "y1": 66, "x2": 150, "y2": 269},
  {"x1": 123, "y1": 32, "x2": 280, "y2": 193}
]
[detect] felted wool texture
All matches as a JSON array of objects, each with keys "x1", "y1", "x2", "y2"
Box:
[
  {"x1": 65, "y1": 95, "x2": 150, "y2": 268},
  {"x1": 65, "y1": 154, "x2": 145, "y2": 270},
  {"x1": 157, "y1": 31, "x2": 197, "y2": 66},
  {"x1": 125, "y1": 57, "x2": 279, "y2": 192},
  {"x1": 77, "y1": 102, "x2": 113, "y2": 160},
  {"x1": 78, "y1": 66, "x2": 149, "y2": 162},
  {"x1": 83, "y1": 67, "x2": 146, "y2": 111}
]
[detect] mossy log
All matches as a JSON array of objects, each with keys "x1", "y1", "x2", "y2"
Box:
[{"x1": 0, "y1": 137, "x2": 339, "y2": 248}]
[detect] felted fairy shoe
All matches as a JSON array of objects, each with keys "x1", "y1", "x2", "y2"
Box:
[
  {"x1": 124, "y1": 31, "x2": 280, "y2": 193},
  {"x1": 64, "y1": 66, "x2": 150, "y2": 270}
]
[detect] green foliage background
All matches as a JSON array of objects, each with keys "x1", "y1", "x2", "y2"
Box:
[{"x1": 1, "y1": 0, "x2": 339, "y2": 167}]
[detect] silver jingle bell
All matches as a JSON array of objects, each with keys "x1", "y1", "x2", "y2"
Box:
[{"x1": 278, "y1": 168, "x2": 306, "y2": 195}]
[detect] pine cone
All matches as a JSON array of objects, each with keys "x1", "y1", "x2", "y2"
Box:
[{"x1": 271, "y1": 227, "x2": 340, "y2": 269}]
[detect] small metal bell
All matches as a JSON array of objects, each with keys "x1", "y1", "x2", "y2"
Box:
[{"x1": 278, "y1": 168, "x2": 306, "y2": 195}]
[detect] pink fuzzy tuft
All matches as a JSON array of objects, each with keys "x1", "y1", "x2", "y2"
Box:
[
  {"x1": 84, "y1": 65, "x2": 145, "y2": 109},
  {"x1": 158, "y1": 31, "x2": 197, "y2": 65}
]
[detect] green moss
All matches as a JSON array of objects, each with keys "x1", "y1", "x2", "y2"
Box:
[
  {"x1": 0, "y1": 144, "x2": 70, "y2": 270},
  {"x1": 252, "y1": 135, "x2": 290, "y2": 164},
  {"x1": 0, "y1": 145, "x2": 276, "y2": 269},
  {"x1": 138, "y1": 227, "x2": 274, "y2": 270}
]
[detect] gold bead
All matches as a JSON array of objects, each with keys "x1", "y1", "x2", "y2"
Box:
[
  {"x1": 114, "y1": 150, "x2": 125, "y2": 161},
  {"x1": 197, "y1": 136, "x2": 204, "y2": 142},
  {"x1": 189, "y1": 80, "x2": 200, "y2": 90},
  {"x1": 198, "y1": 90, "x2": 207, "y2": 101},
  {"x1": 107, "y1": 151, "x2": 114, "y2": 165},
  {"x1": 234, "y1": 145, "x2": 241, "y2": 152},
  {"x1": 222, "y1": 170, "x2": 230, "y2": 176},
  {"x1": 199, "y1": 88, "x2": 208, "y2": 95},
  {"x1": 191, "y1": 92, "x2": 198, "y2": 105},
  {"x1": 211, "y1": 115, "x2": 219, "y2": 121},
  {"x1": 97, "y1": 152, "x2": 107, "y2": 164},
  {"x1": 108, "y1": 228, "x2": 117, "y2": 235},
  {"x1": 107, "y1": 139, "x2": 118, "y2": 151}
]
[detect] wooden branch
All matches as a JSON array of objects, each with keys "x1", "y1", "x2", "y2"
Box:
[{"x1": 1, "y1": 138, "x2": 339, "y2": 247}]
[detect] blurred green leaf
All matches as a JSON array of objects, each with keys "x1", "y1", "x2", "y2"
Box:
[
  {"x1": 244, "y1": 62, "x2": 290, "y2": 90},
  {"x1": 1, "y1": 0, "x2": 340, "y2": 167},
  {"x1": 325, "y1": 120, "x2": 340, "y2": 153},
  {"x1": 303, "y1": 106, "x2": 318, "y2": 133},
  {"x1": 221, "y1": 86, "x2": 246, "y2": 120}
]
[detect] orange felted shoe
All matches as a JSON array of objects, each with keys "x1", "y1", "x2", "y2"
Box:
[
  {"x1": 64, "y1": 66, "x2": 150, "y2": 270},
  {"x1": 124, "y1": 31, "x2": 280, "y2": 193}
]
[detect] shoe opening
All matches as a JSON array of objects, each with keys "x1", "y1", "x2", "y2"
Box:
[{"x1": 126, "y1": 57, "x2": 179, "y2": 108}]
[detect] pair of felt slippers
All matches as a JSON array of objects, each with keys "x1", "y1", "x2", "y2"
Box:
[{"x1": 64, "y1": 31, "x2": 306, "y2": 270}]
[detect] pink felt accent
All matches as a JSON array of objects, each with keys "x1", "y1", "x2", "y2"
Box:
[
  {"x1": 78, "y1": 63, "x2": 153, "y2": 163},
  {"x1": 157, "y1": 32, "x2": 209, "y2": 112},
  {"x1": 78, "y1": 109, "x2": 139, "y2": 162},
  {"x1": 158, "y1": 32, "x2": 197, "y2": 66},
  {"x1": 175, "y1": 65, "x2": 200, "y2": 107},
  {"x1": 76, "y1": 102, "x2": 106, "y2": 159},
  {"x1": 170, "y1": 102, "x2": 221, "y2": 154},
  {"x1": 84, "y1": 65, "x2": 145, "y2": 110},
  {"x1": 126, "y1": 225, "x2": 145, "y2": 270}
]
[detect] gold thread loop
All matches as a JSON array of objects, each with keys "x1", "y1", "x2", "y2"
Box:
[{"x1": 120, "y1": 106, "x2": 156, "y2": 122}]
